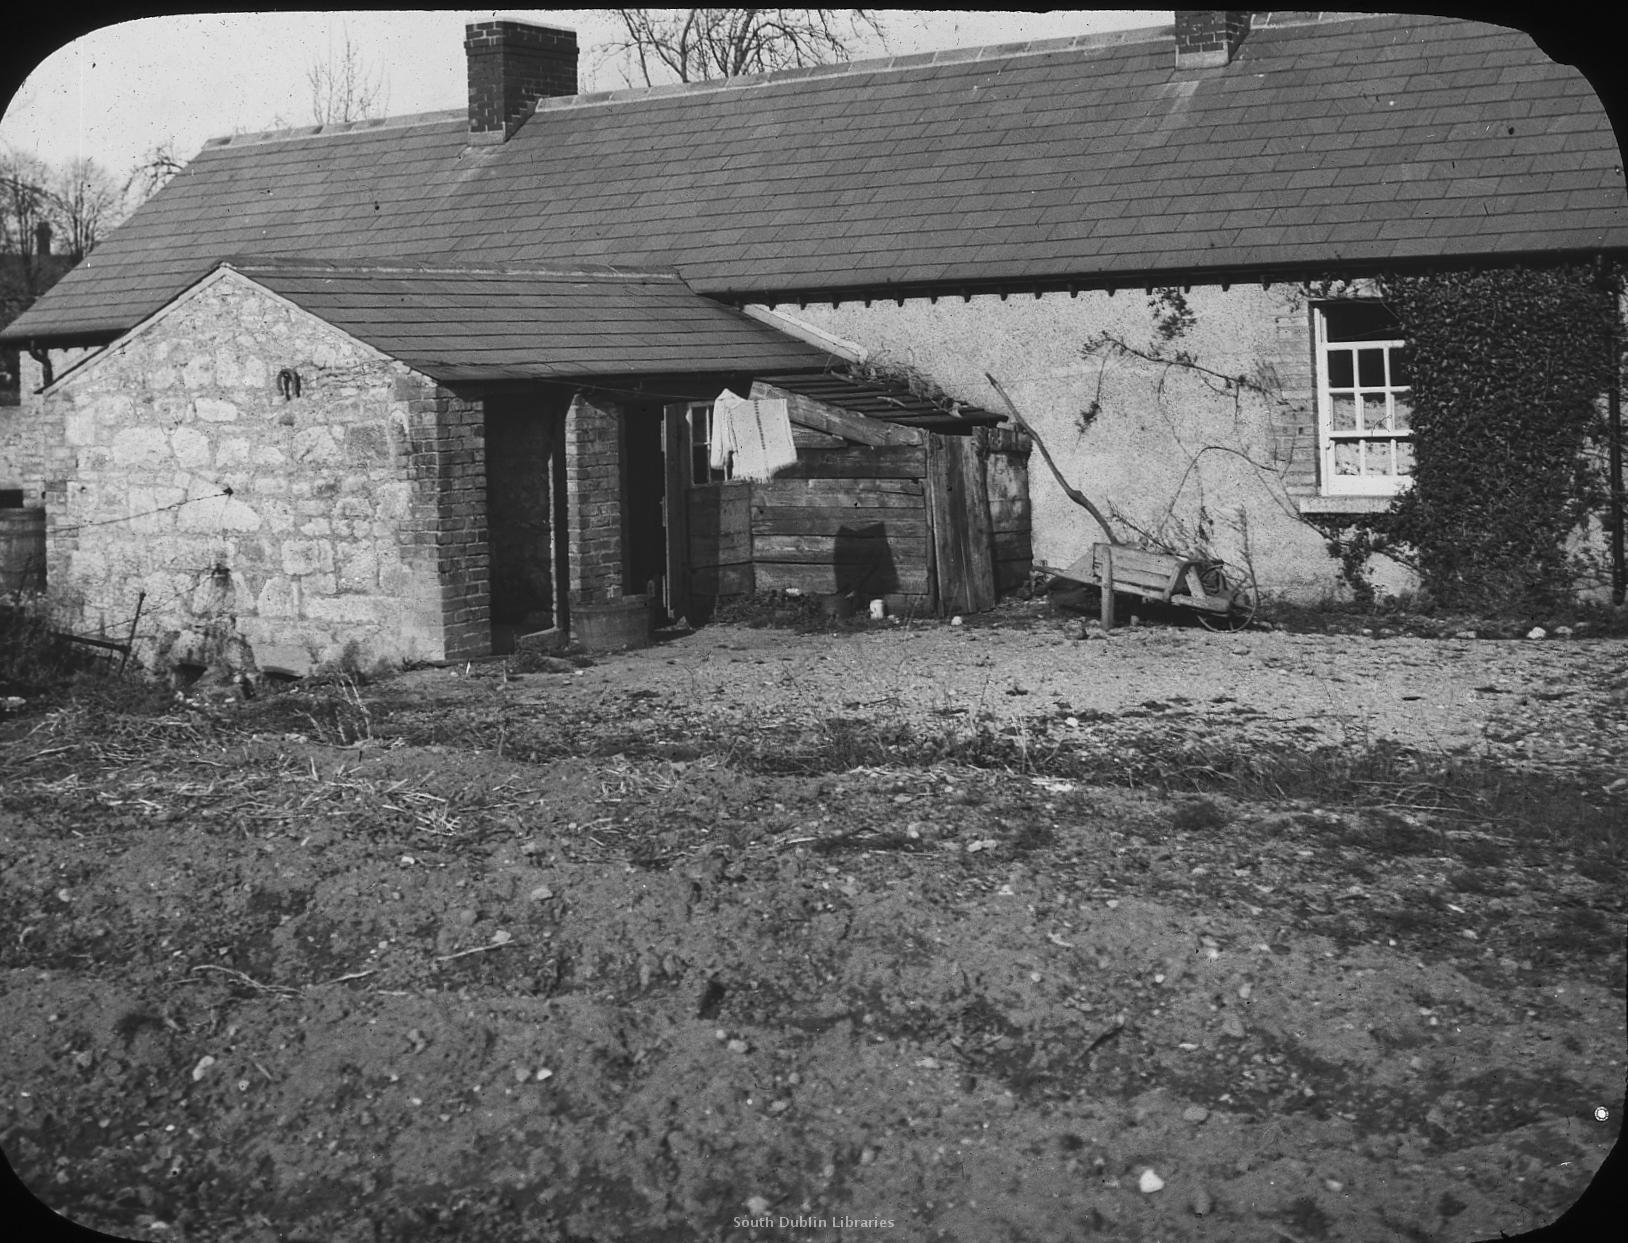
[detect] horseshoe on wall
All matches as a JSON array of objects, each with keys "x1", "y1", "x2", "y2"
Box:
[{"x1": 276, "y1": 368, "x2": 302, "y2": 401}]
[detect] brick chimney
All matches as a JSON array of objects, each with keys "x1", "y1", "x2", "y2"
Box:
[
  {"x1": 1174, "y1": 11, "x2": 1251, "y2": 69},
  {"x1": 465, "y1": 20, "x2": 578, "y2": 144}
]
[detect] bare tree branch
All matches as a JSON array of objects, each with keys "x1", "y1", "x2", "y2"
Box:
[
  {"x1": 0, "y1": 148, "x2": 51, "y2": 262},
  {"x1": 51, "y1": 157, "x2": 125, "y2": 258},
  {"x1": 124, "y1": 141, "x2": 187, "y2": 205},
  {"x1": 307, "y1": 28, "x2": 388, "y2": 125},
  {"x1": 606, "y1": 8, "x2": 885, "y2": 86}
]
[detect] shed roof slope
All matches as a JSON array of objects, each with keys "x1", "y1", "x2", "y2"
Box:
[
  {"x1": 228, "y1": 260, "x2": 833, "y2": 380},
  {"x1": 6, "y1": 11, "x2": 1624, "y2": 345}
]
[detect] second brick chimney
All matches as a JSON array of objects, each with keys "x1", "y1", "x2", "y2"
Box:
[
  {"x1": 466, "y1": 20, "x2": 578, "y2": 143},
  {"x1": 1174, "y1": 11, "x2": 1251, "y2": 69}
]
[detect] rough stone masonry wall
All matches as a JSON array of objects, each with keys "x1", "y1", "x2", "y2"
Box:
[
  {"x1": 42, "y1": 273, "x2": 489, "y2": 678},
  {"x1": 3, "y1": 347, "x2": 96, "y2": 505},
  {"x1": 564, "y1": 391, "x2": 624, "y2": 604}
]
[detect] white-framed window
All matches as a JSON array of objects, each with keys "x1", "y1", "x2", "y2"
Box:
[
  {"x1": 687, "y1": 401, "x2": 731, "y2": 483},
  {"x1": 1314, "y1": 302, "x2": 1414, "y2": 496}
]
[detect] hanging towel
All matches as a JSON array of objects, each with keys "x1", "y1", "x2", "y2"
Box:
[
  {"x1": 710, "y1": 389, "x2": 797, "y2": 481},
  {"x1": 709, "y1": 390, "x2": 740, "y2": 473}
]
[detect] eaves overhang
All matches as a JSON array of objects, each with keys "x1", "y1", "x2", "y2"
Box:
[{"x1": 709, "y1": 247, "x2": 1628, "y2": 311}]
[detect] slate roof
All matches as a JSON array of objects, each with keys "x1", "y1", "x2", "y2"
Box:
[
  {"x1": 5, "y1": 11, "x2": 1625, "y2": 347},
  {"x1": 223, "y1": 259, "x2": 832, "y2": 380}
]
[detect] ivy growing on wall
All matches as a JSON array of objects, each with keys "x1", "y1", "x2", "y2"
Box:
[{"x1": 1329, "y1": 263, "x2": 1622, "y2": 614}]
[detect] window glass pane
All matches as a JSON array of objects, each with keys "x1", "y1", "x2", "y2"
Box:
[
  {"x1": 1389, "y1": 347, "x2": 1410, "y2": 387},
  {"x1": 1361, "y1": 394, "x2": 1389, "y2": 430},
  {"x1": 1330, "y1": 394, "x2": 1357, "y2": 431},
  {"x1": 1322, "y1": 302, "x2": 1402, "y2": 342},
  {"x1": 1394, "y1": 440, "x2": 1415, "y2": 476},
  {"x1": 1361, "y1": 440, "x2": 1393, "y2": 475},
  {"x1": 1357, "y1": 348, "x2": 1386, "y2": 387},
  {"x1": 1333, "y1": 442, "x2": 1360, "y2": 475},
  {"x1": 691, "y1": 406, "x2": 713, "y2": 481},
  {"x1": 1328, "y1": 351, "x2": 1354, "y2": 388},
  {"x1": 1392, "y1": 394, "x2": 1412, "y2": 432}
]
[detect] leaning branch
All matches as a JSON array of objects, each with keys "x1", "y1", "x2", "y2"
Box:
[{"x1": 985, "y1": 373, "x2": 1120, "y2": 545}]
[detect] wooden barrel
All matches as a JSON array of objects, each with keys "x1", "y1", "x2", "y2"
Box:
[
  {"x1": 571, "y1": 594, "x2": 654, "y2": 651},
  {"x1": 0, "y1": 508, "x2": 45, "y2": 593}
]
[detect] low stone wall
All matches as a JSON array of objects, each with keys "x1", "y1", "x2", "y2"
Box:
[{"x1": 41, "y1": 270, "x2": 489, "y2": 679}]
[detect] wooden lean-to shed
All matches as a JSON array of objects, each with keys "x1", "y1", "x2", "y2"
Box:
[{"x1": 679, "y1": 372, "x2": 1032, "y2": 621}]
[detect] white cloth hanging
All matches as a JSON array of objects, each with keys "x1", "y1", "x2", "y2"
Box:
[{"x1": 710, "y1": 389, "x2": 797, "y2": 481}]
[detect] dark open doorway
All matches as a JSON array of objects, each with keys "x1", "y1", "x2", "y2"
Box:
[
  {"x1": 622, "y1": 403, "x2": 670, "y2": 615},
  {"x1": 485, "y1": 392, "x2": 569, "y2": 653}
]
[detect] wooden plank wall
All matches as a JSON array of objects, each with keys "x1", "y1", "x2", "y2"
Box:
[
  {"x1": 984, "y1": 426, "x2": 1033, "y2": 594},
  {"x1": 926, "y1": 432, "x2": 996, "y2": 615},
  {"x1": 687, "y1": 480, "x2": 753, "y2": 620},
  {"x1": 751, "y1": 443, "x2": 933, "y2": 609},
  {"x1": 730, "y1": 382, "x2": 1034, "y2": 616}
]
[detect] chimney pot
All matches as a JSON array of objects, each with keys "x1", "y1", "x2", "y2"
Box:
[
  {"x1": 466, "y1": 20, "x2": 578, "y2": 143},
  {"x1": 1174, "y1": 11, "x2": 1251, "y2": 69}
]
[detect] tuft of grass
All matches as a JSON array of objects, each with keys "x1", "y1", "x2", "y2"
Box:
[
  {"x1": 0, "y1": 599, "x2": 99, "y2": 694},
  {"x1": 728, "y1": 710, "x2": 1624, "y2": 870},
  {"x1": 1169, "y1": 797, "x2": 1231, "y2": 833}
]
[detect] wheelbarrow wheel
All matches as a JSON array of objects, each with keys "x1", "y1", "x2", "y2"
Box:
[{"x1": 1196, "y1": 564, "x2": 1259, "y2": 631}]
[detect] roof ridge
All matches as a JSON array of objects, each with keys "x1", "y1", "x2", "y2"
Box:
[
  {"x1": 542, "y1": 22, "x2": 1173, "y2": 113},
  {"x1": 534, "y1": 11, "x2": 1417, "y2": 114},
  {"x1": 220, "y1": 257, "x2": 682, "y2": 283},
  {"x1": 199, "y1": 13, "x2": 1414, "y2": 143},
  {"x1": 204, "y1": 108, "x2": 465, "y2": 149}
]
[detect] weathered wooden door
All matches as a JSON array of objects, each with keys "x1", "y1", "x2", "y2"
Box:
[
  {"x1": 984, "y1": 427, "x2": 1033, "y2": 594},
  {"x1": 925, "y1": 432, "x2": 997, "y2": 615}
]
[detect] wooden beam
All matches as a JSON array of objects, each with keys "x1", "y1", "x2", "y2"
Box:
[{"x1": 752, "y1": 381, "x2": 924, "y2": 448}]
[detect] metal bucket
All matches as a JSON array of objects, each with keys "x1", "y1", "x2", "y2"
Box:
[{"x1": 571, "y1": 594, "x2": 654, "y2": 651}]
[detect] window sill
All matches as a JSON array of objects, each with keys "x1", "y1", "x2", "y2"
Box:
[{"x1": 1298, "y1": 495, "x2": 1397, "y2": 515}]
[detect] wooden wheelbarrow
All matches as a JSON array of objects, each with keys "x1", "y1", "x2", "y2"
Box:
[
  {"x1": 1039, "y1": 543, "x2": 1258, "y2": 632},
  {"x1": 981, "y1": 373, "x2": 1259, "y2": 633}
]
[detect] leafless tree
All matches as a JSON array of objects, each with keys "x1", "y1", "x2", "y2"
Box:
[
  {"x1": 124, "y1": 140, "x2": 188, "y2": 205},
  {"x1": 51, "y1": 157, "x2": 125, "y2": 258},
  {"x1": 0, "y1": 148, "x2": 52, "y2": 261},
  {"x1": 307, "y1": 29, "x2": 388, "y2": 125},
  {"x1": 607, "y1": 8, "x2": 885, "y2": 85}
]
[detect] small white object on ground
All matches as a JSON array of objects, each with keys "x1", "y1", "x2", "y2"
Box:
[{"x1": 1139, "y1": 1169, "x2": 1165, "y2": 1193}]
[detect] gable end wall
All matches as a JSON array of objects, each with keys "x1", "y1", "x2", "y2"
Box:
[{"x1": 41, "y1": 276, "x2": 489, "y2": 677}]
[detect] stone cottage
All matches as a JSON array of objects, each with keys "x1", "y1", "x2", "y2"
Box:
[{"x1": 2, "y1": 10, "x2": 1625, "y2": 674}]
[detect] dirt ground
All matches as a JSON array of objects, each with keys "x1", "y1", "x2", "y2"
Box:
[{"x1": 2, "y1": 599, "x2": 1624, "y2": 1242}]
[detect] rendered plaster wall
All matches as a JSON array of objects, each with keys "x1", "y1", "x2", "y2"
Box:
[
  {"x1": 792, "y1": 284, "x2": 1415, "y2": 604},
  {"x1": 41, "y1": 274, "x2": 490, "y2": 678}
]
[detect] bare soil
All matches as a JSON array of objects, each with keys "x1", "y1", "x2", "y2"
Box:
[{"x1": 2, "y1": 600, "x2": 1624, "y2": 1242}]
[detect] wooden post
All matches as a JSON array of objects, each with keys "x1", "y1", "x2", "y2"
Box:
[
  {"x1": 662, "y1": 404, "x2": 691, "y2": 623},
  {"x1": 1099, "y1": 544, "x2": 1116, "y2": 631}
]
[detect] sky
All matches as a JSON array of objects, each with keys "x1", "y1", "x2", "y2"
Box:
[{"x1": 0, "y1": 9, "x2": 1168, "y2": 189}]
